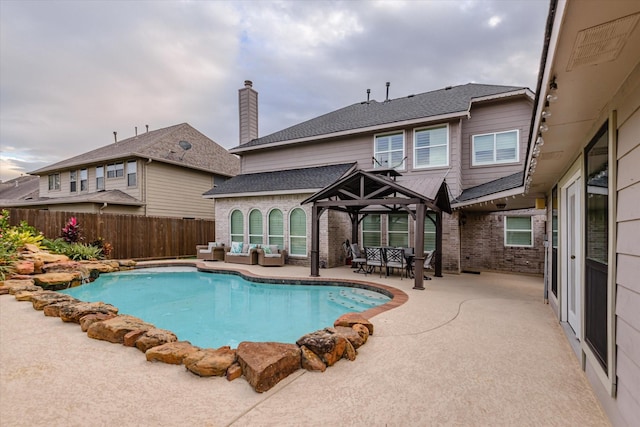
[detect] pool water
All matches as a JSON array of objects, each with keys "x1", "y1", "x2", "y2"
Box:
[{"x1": 60, "y1": 268, "x2": 390, "y2": 349}]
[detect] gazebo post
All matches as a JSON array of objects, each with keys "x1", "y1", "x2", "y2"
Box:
[
  {"x1": 413, "y1": 203, "x2": 426, "y2": 290},
  {"x1": 435, "y1": 210, "x2": 443, "y2": 277},
  {"x1": 310, "y1": 204, "x2": 320, "y2": 277},
  {"x1": 350, "y1": 212, "x2": 359, "y2": 244}
]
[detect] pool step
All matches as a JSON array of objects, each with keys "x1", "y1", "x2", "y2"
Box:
[{"x1": 327, "y1": 289, "x2": 388, "y2": 311}]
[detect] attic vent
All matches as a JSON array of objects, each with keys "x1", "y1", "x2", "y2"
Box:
[
  {"x1": 445, "y1": 86, "x2": 452, "y2": 90},
  {"x1": 407, "y1": 94, "x2": 415, "y2": 98},
  {"x1": 567, "y1": 12, "x2": 640, "y2": 71}
]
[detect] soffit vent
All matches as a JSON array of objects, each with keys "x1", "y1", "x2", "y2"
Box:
[{"x1": 567, "y1": 12, "x2": 640, "y2": 71}]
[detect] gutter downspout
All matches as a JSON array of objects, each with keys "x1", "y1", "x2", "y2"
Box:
[{"x1": 99, "y1": 202, "x2": 107, "y2": 214}]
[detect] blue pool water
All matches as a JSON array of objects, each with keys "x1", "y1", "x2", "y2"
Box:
[{"x1": 60, "y1": 267, "x2": 390, "y2": 349}]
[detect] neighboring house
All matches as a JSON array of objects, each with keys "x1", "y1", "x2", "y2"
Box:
[
  {"x1": 2, "y1": 123, "x2": 240, "y2": 219},
  {"x1": 527, "y1": 1, "x2": 640, "y2": 425},
  {"x1": 0, "y1": 175, "x2": 40, "y2": 203},
  {"x1": 205, "y1": 81, "x2": 544, "y2": 273}
]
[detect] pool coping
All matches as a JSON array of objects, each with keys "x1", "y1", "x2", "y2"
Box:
[{"x1": 135, "y1": 260, "x2": 408, "y2": 320}]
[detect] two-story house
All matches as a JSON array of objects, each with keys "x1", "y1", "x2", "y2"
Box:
[
  {"x1": 527, "y1": 0, "x2": 640, "y2": 424},
  {"x1": 4, "y1": 123, "x2": 240, "y2": 219},
  {"x1": 205, "y1": 81, "x2": 543, "y2": 273}
]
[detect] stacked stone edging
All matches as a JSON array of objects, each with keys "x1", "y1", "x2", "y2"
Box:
[{"x1": 1, "y1": 249, "x2": 377, "y2": 393}]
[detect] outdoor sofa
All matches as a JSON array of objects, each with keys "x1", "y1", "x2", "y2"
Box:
[
  {"x1": 257, "y1": 246, "x2": 287, "y2": 266},
  {"x1": 224, "y1": 242, "x2": 259, "y2": 265}
]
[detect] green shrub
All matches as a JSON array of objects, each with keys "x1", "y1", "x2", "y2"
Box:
[{"x1": 65, "y1": 243, "x2": 103, "y2": 261}]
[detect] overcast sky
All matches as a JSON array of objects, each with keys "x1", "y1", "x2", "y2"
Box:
[{"x1": 0, "y1": 0, "x2": 549, "y2": 182}]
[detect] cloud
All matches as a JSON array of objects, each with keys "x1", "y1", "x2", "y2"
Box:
[{"x1": 0, "y1": 0, "x2": 548, "y2": 182}]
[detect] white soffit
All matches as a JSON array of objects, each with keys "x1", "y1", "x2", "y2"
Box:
[{"x1": 567, "y1": 12, "x2": 640, "y2": 71}]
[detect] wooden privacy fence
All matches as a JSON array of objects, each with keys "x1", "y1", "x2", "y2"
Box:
[{"x1": 4, "y1": 209, "x2": 216, "y2": 260}]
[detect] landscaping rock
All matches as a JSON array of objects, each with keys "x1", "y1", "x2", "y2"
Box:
[
  {"x1": 146, "y1": 341, "x2": 200, "y2": 365},
  {"x1": 79, "y1": 312, "x2": 118, "y2": 331},
  {"x1": 13, "y1": 261, "x2": 34, "y2": 275},
  {"x1": 334, "y1": 312, "x2": 374, "y2": 335},
  {"x1": 123, "y1": 329, "x2": 148, "y2": 347},
  {"x1": 59, "y1": 301, "x2": 119, "y2": 323},
  {"x1": 296, "y1": 329, "x2": 348, "y2": 367},
  {"x1": 135, "y1": 328, "x2": 178, "y2": 352},
  {"x1": 237, "y1": 342, "x2": 301, "y2": 393},
  {"x1": 184, "y1": 347, "x2": 237, "y2": 377},
  {"x1": 80, "y1": 261, "x2": 120, "y2": 274},
  {"x1": 0, "y1": 287, "x2": 8, "y2": 295},
  {"x1": 343, "y1": 339, "x2": 356, "y2": 361},
  {"x1": 300, "y1": 345, "x2": 326, "y2": 372},
  {"x1": 14, "y1": 290, "x2": 42, "y2": 301},
  {"x1": 352, "y1": 323, "x2": 370, "y2": 344},
  {"x1": 31, "y1": 291, "x2": 77, "y2": 310},
  {"x1": 86, "y1": 315, "x2": 154, "y2": 343},
  {"x1": 226, "y1": 363, "x2": 243, "y2": 381},
  {"x1": 26, "y1": 252, "x2": 70, "y2": 264},
  {"x1": 332, "y1": 325, "x2": 365, "y2": 349},
  {"x1": 32, "y1": 272, "x2": 80, "y2": 290},
  {"x1": 3, "y1": 279, "x2": 38, "y2": 294}
]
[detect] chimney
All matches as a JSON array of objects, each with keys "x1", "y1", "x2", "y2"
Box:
[{"x1": 239, "y1": 80, "x2": 258, "y2": 145}]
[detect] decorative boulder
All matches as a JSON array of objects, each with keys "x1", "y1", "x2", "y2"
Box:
[
  {"x1": 59, "y1": 301, "x2": 118, "y2": 323},
  {"x1": 334, "y1": 312, "x2": 374, "y2": 335},
  {"x1": 226, "y1": 362, "x2": 243, "y2": 381},
  {"x1": 79, "y1": 312, "x2": 118, "y2": 331},
  {"x1": 332, "y1": 326, "x2": 366, "y2": 349},
  {"x1": 300, "y1": 345, "x2": 326, "y2": 372},
  {"x1": 3, "y1": 279, "x2": 39, "y2": 294},
  {"x1": 29, "y1": 291, "x2": 77, "y2": 310},
  {"x1": 31, "y1": 272, "x2": 80, "y2": 290},
  {"x1": 352, "y1": 323, "x2": 370, "y2": 345},
  {"x1": 296, "y1": 329, "x2": 348, "y2": 367},
  {"x1": 123, "y1": 329, "x2": 149, "y2": 347},
  {"x1": 134, "y1": 328, "x2": 178, "y2": 352},
  {"x1": 12, "y1": 261, "x2": 35, "y2": 275},
  {"x1": 146, "y1": 341, "x2": 200, "y2": 365},
  {"x1": 184, "y1": 347, "x2": 237, "y2": 377},
  {"x1": 237, "y1": 342, "x2": 301, "y2": 393},
  {"x1": 87, "y1": 315, "x2": 154, "y2": 344}
]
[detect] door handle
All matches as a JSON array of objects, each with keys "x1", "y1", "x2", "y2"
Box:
[{"x1": 571, "y1": 255, "x2": 576, "y2": 259}]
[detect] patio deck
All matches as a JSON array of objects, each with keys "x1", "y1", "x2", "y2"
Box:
[{"x1": 0, "y1": 262, "x2": 609, "y2": 426}]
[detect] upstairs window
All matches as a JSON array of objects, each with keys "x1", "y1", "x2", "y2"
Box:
[
  {"x1": 96, "y1": 166, "x2": 104, "y2": 190},
  {"x1": 414, "y1": 125, "x2": 448, "y2": 168},
  {"x1": 374, "y1": 132, "x2": 405, "y2": 169},
  {"x1": 48, "y1": 173, "x2": 60, "y2": 191},
  {"x1": 230, "y1": 210, "x2": 244, "y2": 243},
  {"x1": 107, "y1": 162, "x2": 124, "y2": 178},
  {"x1": 127, "y1": 160, "x2": 137, "y2": 187},
  {"x1": 268, "y1": 209, "x2": 284, "y2": 249},
  {"x1": 70, "y1": 171, "x2": 77, "y2": 193},
  {"x1": 472, "y1": 130, "x2": 519, "y2": 165},
  {"x1": 79, "y1": 169, "x2": 88, "y2": 191},
  {"x1": 504, "y1": 216, "x2": 533, "y2": 247},
  {"x1": 249, "y1": 209, "x2": 263, "y2": 244}
]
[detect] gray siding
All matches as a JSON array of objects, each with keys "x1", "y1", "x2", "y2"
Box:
[
  {"x1": 616, "y1": 106, "x2": 640, "y2": 426},
  {"x1": 461, "y1": 98, "x2": 532, "y2": 188},
  {"x1": 145, "y1": 162, "x2": 215, "y2": 219}
]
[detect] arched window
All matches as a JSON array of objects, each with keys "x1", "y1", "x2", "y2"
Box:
[
  {"x1": 289, "y1": 208, "x2": 307, "y2": 256},
  {"x1": 230, "y1": 210, "x2": 244, "y2": 243},
  {"x1": 249, "y1": 209, "x2": 263, "y2": 244},
  {"x1": 268, "y1": 209, "x2": 284, "y2": 249}
]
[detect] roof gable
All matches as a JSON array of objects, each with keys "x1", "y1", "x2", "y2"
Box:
[
  {"x1": 30, "y1": 123, "x2": 240, "y2": 177},
  {"x1": 233, "y1": 83, "x2": 529, "y2": 151}
]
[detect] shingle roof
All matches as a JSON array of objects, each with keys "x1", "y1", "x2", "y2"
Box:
[
  {"x1": 29, "y1": 123, "x2": 240, "y2": 177},
  {"x1": 203, "y1": 163, "x2": 356, "y2": 197},
  {"x1": 0, "y1": 176, "x2": 39, "y2": 201},
  {"x1": 235, "y1": 83, "x2": 527, "y2": 150},
  {"x1": 454, "y1": 171, "x2": 524, "y2": 203},
  {"x1": 0, "y1": 189, "x2": 143, "y2": 208}
]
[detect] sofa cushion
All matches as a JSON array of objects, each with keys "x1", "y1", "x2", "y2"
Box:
[{"x1": 230, "y1": 242, "x2": 243, "y2": 254}]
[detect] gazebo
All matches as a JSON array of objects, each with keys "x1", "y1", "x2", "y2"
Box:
[{"x1": 301, "y1": 168, "x2": 452, "y2": 290}]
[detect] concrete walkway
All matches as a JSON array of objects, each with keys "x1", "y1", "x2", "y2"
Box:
[{"x1": 1, "y1": 263, "x2": 609, "y2": 426}]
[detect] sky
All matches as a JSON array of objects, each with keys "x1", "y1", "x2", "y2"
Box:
[{"x1": 0, "y1": 0, "x2": 549, "y2": 182}]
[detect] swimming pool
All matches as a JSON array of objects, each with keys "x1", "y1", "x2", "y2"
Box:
[{"x1": 60, "y1": 267, "x2": 390, "y2": 348}]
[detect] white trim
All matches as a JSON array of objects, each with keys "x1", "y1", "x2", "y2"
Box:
[
  {"x1": 504, "y1": 216, "x2": 534, "y2": 247},
  {"x1": 248, "y1": 208, "x2": 263, "y2": 245},
  {"x1": 472, "y1": 129, "x2": 520, "y2": 166},
  {"x1": 229, "y1": 209, "x2": 244, "y2": 243},
  {"x1": 288, "y1": 207, "x2": 307, "y2": 257},
  {"x1": 470, "y1": 88, "x2": 535, "y2": 104},
  {"x1": 267, "y1": 208, "x2": 285, "y2": 249},
  {"x1": 204, "y1": 188, "x2": 318, "y2": 199},
  {"x1": 413, "y1": 124, "x2": 450, "y2": 169},
  {"x1": 373, "y1": 130, "x2": 406, "y2": 170},
  {"x1": 451, "y1": 186, "x2": 526, "y2": 209}
]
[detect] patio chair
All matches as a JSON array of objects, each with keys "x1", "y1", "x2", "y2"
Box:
[
  {"x1": 196, "y1": 242, "x2": 225, "y2": 261},
  {"x1": 383, "y1": 247, "x2": 405, "y2": 279},
  {"x1": 409, "y1": 250, "x2": 435, "y2": 280},
  {"x1": 257, "y1": 246, "x2": 288, "y2": 266},
  {"x1": 364, "y1": 247, "x2": 384, "y2": 277},
  {"x1": 350, "y1": 243, "x2": 367, "y2": 274}
]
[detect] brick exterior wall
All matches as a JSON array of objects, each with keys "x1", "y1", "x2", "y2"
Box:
[{"x1": 459, "y1": 209, "x2": 545, "y2": 275}]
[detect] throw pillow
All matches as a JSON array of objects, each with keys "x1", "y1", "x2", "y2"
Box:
[
  {"x1": 262, "y1": 246, "x2": 272, "y2": 255},
  {"x1": 231, "y1": 242, "x2": 243, "y2": 254},
  {"x1": 269, "y1": 245, "x2": 279, "y2": 254}
]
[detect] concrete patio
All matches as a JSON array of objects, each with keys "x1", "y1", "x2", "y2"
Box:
[{"x1": 0, "y1": 262, "x2": 609, "y2": 426}]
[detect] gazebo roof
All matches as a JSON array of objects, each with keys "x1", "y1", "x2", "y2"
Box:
[{"x1": 301, "y1": 168, "x2": 451, "y2": 215}]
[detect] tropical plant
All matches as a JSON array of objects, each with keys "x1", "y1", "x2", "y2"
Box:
[
  {"x1": 90, "y1": 237, "x2": 113, "y2": 259},
  {"x1": 65, "y1": 243, "x2": 103, "y2": 261},
  {"x1": 61, "y1": 216, "x2": 81, "y2": 243}
]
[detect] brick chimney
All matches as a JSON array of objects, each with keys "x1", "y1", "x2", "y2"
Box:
[{"x1": 238, "y1": 80, "x2": 258, "y2": 145}]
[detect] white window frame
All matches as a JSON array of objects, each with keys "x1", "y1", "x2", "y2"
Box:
[
  {"x1": 248, "y1": 209, "x2": 263, "y2": 244},
  {"x1": 69, "y1": 170, "x2": 77, "y2": 193},
  {"x1": 374, "y1": 131, "x2": 405, "y2": 170},
  {"x1": 79, "y1": 168, "x2": 88, "y2": 192},
  {"x1": 413, "y1": 124, "x2": 449, "y2": 169},
  {"x1": 126, "y1": 160, "x2": 137, "y2": 187},
  {"x1": 387, "y1": 213, "x2": 409, "y2": 248},
  {"x1": 268, "y1": 208, "x2": 284, "y2": 249},
  {"x1": 48, "y1": 173, "x2": 60, "y2": 191},
  {"x1": 107, "y1": 162, "x2": 124, "y2": 179},
  {"x1": 289, "y1": 208, "x2": 307, "y2": 257},
  {"x1": 472, "y1": 129, "x2": 519, "y2": 166},
  {"x1": 504, "y1": 216, "x2": 533, "y2": 247},
  {"x1": 230, "y1": 210, "x2": 244, "y2": 243},
  {"x1": 96, "y1": 166, "x2": 104, "y2": 191}
]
